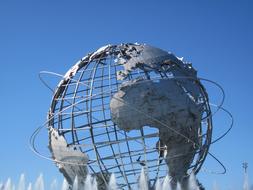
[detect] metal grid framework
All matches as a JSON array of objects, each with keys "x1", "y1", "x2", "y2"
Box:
[{"x1": 47, "y1": 45, "x2": 213, "y2": 189}]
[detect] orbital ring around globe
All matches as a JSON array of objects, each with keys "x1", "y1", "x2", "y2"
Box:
[
  {"x1": 31, "y1": 72, "x2": 232, "y2": 169},
  {"x1": 30, "y1": 44, "x2": 233, "y2": 189}
]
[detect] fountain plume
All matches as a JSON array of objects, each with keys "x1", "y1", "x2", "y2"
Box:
[
  {"x1": 50, "y1": 179, "x2": 58, "y2": 190},
  {"x1": 162, "y1": 175, "x2": 172, "y2": 190},
  {"x1": 4, "y1": 178, "x2": 12, "y2": 190},
  {"x1": 27, "y1": 183, "x2": 32, "y2": 190},
  {"x1": 188, "y1": 173, "x2": 199, "y2": 190},
  {"x1": 176, "y1": 182, "x2": 182, "y2": 190},
  {"x1": 108, "y1": 173, "x2": 118, "y2": 190},
  {"x1": 72, "y1": 176, "x2": 78, "y2": 190},
  {"x1": 34, "y1": 174, "x2": 44, "y2": 190},
  {"x1": 92, "y1": 177, "x2": 98, "y2": 190},
  {"x1": 84, "y1": 175, "x2": 92, "y2": 190},
  {"x1": 139, "y1": 168, "x2": 148, "y2": 190},
  {"x1": 17, "y1": 174, "x2": 25, "y2": 190},
  {"x1": 61, "y1": 179, "x2": 69, "y2": 190},
  {"x1": 155, "y1": 178, "x2": 161, "y2": 190}
]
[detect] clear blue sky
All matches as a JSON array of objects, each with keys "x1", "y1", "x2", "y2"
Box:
[{"x1": 0, "y1": 0, "x2": 253, "y2": 189}]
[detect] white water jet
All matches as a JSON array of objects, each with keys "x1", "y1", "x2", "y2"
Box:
[
  {"x1": 84, "y1": 174, "x2": 99, "y2": 190},
  {"x1": 188, "y1": 173, "x2": 199, "y2": 190},
  {"x1": 61, "y1": 179, "x2": 69, "y2": 190},
  {"x1": 27, "y1": 183, "x2": 32, "y2": 190},
  {"x1": 162, "y1": 175, "x2": 171, "y2": 190},
  {"x1": 72, "y1": 176, "x2": 78, "y2": 190},
  {"x1": 4, "y1": 178, "x2": 12, "y2": 190},
  {"x1": 92, "y1": 177, "x2": 98, "y2": 190},
  {"x1": 3, "y1": 171, "x2": 253, "y2": 190},
  {"x1": 155, "y1": 178, "x2": 162, "y2": 190},
  {"x1": 84, "y1": 175, "x2": 92, "y2": 190},
  {"x1": 17, "y1": 174, "x2": 25, "y2": 190},
  {"x1": 34, "y1": 174, "x2": 44, "y2": 190},
  {"x1": 50, "y1": 179, "x2": 58, "y2": 190},
  {"x1": 139, "y1": 168, "x2": 148, "y2": 190},
  {"x1": 108, "y1": 173, "x2": 118, "y2": 190},
  {"x1": 176, "y1": 182, "x2": 182, "y2": 190}
]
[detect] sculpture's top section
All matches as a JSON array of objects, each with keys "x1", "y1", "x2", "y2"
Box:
[{"x1": 61, "y1": 43, "x2": 197, "y2": 83}]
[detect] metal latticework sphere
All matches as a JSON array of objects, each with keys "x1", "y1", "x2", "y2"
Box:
[{"x1": 47, "y1": 43, "x2": 212, "y2": 189}]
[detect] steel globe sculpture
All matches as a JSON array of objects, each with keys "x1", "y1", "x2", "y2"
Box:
[{"x1": 46, "y1": 43, "x2": 213, "y2": 189}]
